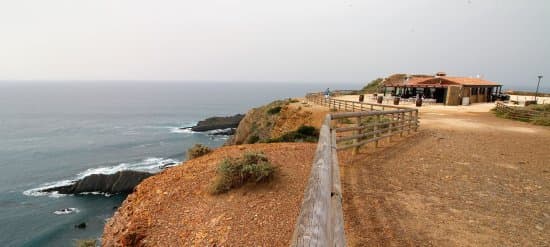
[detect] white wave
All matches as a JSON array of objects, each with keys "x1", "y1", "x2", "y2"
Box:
[
  {"x1": 23, "y1": 157, "x2": 180, "y2": 197},
  {"x1": 23, "y1": 179, "x2": 75, "y2": 197},
  {"x1": 79, "y1": 192, "x2": 113, "y2": 197},
  {"x1": 170, "y1": 127, "x2": 195, "y2": 134},
  {"x1": 206, "y1": 128, "x2": 235, "y2": 135},
  {"x1": 53, "y1": 207, "x2": 79, "y2": 215}
]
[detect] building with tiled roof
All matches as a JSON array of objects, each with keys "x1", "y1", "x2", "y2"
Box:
[{"x1": 382, "y1": 72, "x2": 503, "y2": 105}]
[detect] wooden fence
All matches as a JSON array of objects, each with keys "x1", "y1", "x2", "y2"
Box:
[
  {"x1": 495, "y1": 102, "x2": 549, "y2": 122},
  {"x1": 290, "y1": 115, "x2": 345, "y2": 247},
  {"x1": 306, "y1": 93, "x2": 415, "y2": 112},
  {"x1": 290, "y1": 94, "x2": 419, "y2": 246}
]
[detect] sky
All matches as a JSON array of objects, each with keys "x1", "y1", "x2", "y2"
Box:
[{"x1": 0, "y1": 0, "x2": 548, "y2": 89}]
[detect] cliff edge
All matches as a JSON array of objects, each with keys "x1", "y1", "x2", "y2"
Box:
[{"x1": 102, "y1": 143, "x2": 316, "y2": 246}]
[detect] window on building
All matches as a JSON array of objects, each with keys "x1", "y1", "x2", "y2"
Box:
[
  {"x1": 480, "y1": 88, "x2": 485, "y2": 94},
  {"x1": 472, "y1": 88, "x2": 478, "y2": 95}
]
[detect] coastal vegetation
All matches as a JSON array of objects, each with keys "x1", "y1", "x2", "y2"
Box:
[
  {"x1": 493, "y1": 103, "x2": 550, "y2": 126},
  {"x1": 267, "y1": 106, "x2": 282, "y2": 115},
  {"x1": 187, "y1": 143, "x2": 212, "y2": 160},
  {"x1": 265, "y1": 125, "x2": 319, "y2": 143},
  {"x1": 228, "y1": 98, "x2": 327, "y2": 145},
  {"x1": 209, "y1": 152, "x2": 275, "y2": 194},
  {"x1": 362, "y1": 77, "x2": 384, "y2": 93}
]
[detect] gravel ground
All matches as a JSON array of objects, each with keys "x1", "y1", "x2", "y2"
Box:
[{"x1": 339, "y1": 111, "x2": 550, "y2": 246}]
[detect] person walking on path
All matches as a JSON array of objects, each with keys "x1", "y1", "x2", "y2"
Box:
[{"x1": 324, "y1": 88, "x2": 331, "y2": 101}]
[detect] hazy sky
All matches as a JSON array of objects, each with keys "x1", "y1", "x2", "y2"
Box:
[{"x1": 1, "y1": 0, "x2": 548, "y2": 88}]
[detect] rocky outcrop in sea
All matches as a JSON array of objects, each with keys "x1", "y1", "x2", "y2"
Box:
[
  {"x1": 183, "y1": 114, "x2": 245, "y2": 133},
  {"x1": 41, "y1": 170, "x2": 154, "y2": 194}
]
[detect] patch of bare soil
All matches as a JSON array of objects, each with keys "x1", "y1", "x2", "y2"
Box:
[
  {"x1": 102, "y1": 143, "x2": 316, "y2": 246},
  {"x1": 340, "y1": 111, "x2": 550, "y2": 246}
]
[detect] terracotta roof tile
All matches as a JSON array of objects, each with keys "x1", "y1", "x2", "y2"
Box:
[{"x1": 383, "y1": 74, "x2": 500, "y2": 87}]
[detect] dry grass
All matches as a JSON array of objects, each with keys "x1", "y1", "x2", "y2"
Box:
[
  {"x1": 187, "y1": 144, "x2": 212, "y2": 160},
  {"x1": 209, "y1": 152, "x2": 275, "y2": 194}
]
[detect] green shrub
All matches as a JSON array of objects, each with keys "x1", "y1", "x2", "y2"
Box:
[
  {"x1": 246, "y1": 135, "x2": 260, "y2": 144},
  {"x1": 209, "y1": 152, "x2": 275, "y2": 194},
  {"x1": 288, "y1": 98, "x2": 300, "y2": 103},
  {"x1": 75, "y1": 239, "x2": 96, "y2": 247},
  {"x1": 267, "y1": 106, "x2": 282, "y2": 115},
  {"x1": 362, "y1": 78, "x2": 384, "y2": 93},
  {"x1": 266, "y1": 125, "x2": 319, "y2": 143},
  {"x1": 526, "y1": 104, "x2": 550, "y2": 112},
  {"x1": 337, "y1": 118, "x2": 353, "y2": 124},
  {"x1": 531, "y1": 116, "x2": 550, "y2": 126},
  {"x1": 187, "y1": 144, "x2": 212, "y2": 160}
]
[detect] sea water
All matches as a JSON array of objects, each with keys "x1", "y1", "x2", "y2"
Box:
[{"x1": 0, "y1": 81, "x2": 360, "y2": 247}]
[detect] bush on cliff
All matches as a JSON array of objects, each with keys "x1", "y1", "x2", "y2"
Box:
[
  {"x1": 267, "y1": 106, "x2": 282, "y2": 115},
  {"x1": 265, "y1": 125, "x2": 319, "y2": 143},
  {"x1": 187, "y1": 144, "x2": 212, "y2": 160},
  {"x1": 246, "y1": 135, "x2": 260, "y2": 144},
  {"x1": 209, "y1": 152, "x2": 275, "y2": 194},
  {"x1": 362, "y1": 78, "x2": 384, "y2": 93}
]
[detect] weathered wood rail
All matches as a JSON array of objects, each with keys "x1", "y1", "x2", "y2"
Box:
[
  {"x1": 290, "y1": 94, "x2": 419, "y2": 246},
  {"x1": 306, "y1": 93, "x2": 415, "y2": 112},
  {"x1": 290, "y1": 115, "x2": 345, "y2": 247},
  {"x1": 495, "y1": 102, "x2": 549, "y2": 122}
]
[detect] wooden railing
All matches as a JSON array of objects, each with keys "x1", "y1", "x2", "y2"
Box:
[
  {"x1": 306, "y1": 93, "x2": 415, "y2": 112},
  {"x1": 495, "y1": 102, "x2": 549, "y2": 122},
  {"x1": 290, "y1": 115, "x2": 345, "y2": 247},
  {"x1": 332, "y1": 109, "x2": 418, "y2": 153},
  {"x1": 291, "y1": 94, "x2": 419, "y2": 246}
]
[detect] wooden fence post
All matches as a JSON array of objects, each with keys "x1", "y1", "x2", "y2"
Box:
[
  {"x1": 400, "y1": 112, "x2": 404, "y2": 137},
  {"x1": 408, "y1": 111, "x2": 412, "y2": 135},
  {"x1": 414, "y1": 110, "x2": 419, "y2": 131},
  {"x1": 374, "y1": 114, "x2": 380, "y2": 148},
  {"x1": 388, "y1": 113, "x2": 394, "y2": 142},
  {"x1": 352, "y1": 116, "x2": 361, "y2": 155}
]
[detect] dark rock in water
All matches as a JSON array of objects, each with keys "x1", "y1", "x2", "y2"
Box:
[
  {"x1": 42, "y1": 170, "x2": 154, "y2": 195},
  {"x1": 159, "y1": 162, "x2": 176, "y2": 169},
  {"x1": 75, "y1": 222, "x2": 87, "y2": 229},
  {"x1": 188, "y1": 114, "x2": 244, "y2": 132}
]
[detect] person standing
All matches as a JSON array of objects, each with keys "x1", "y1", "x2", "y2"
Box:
[{"x1": 324, "y1": 88, "x2": 331, "y2": 101}]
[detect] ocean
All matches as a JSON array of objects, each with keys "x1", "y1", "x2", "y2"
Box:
[{"x1": 0, "y1": 81, "x2": 362, "y2": 247}]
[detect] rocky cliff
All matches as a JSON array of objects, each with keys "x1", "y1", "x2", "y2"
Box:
[
  {"x1": 102, "y1": 98, "x2": 331, "y2": 246},
  {"x1": 227, "y1": 99, "x2": 328, "y2": 145}
]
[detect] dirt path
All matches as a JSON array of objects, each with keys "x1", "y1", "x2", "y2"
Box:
[{"x1": 339, "y1": 111, "x2": 550, "y2": 246}]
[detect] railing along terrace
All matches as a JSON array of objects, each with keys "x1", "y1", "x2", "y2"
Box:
[
  {"x1": 495, "y1": 102, "x2": 549, "y2": 122},
  {"x1": 305, "y1": 93, "x2": 416, "y2": 112},
  {"x1": 291, "y1": 93, "x2": 419, "y2": 246}
]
